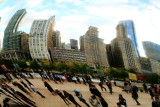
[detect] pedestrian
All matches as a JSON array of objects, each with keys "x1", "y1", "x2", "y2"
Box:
[
  {"x1": 106, "y1": 80, "x2": 113, "y2": 94},
  {"x1": 117, "y1": 94, "x2": 127, "y2": 107},
  {"x1": 89, "y1": 83, "x2": 101, "y2": 97},
  {"x1": 15, "y1": 91, "x2": 36, "y2": 107},
  {"x1": 28, "y1": 83, "x2": 45, "y2": 98},
  {"x1": 98, "y1": 82, "x2": 106, "y2": 91},
  {"x1": 55, "y1": 89, "x2": 71, "y2": 105},
  {"x1": 63, "y1": 90, "x2": 81, "y2": 107},
  {"x1": 142, "y1": 83, "x2": 148, "y2": 93},
  {"x1": 73, "y1": 89, "x2": 90, "y2": 107},
  {"x1": 20, "y1": 80, "x2": 32, "y2": 92},
  {"x1": 152, "y1": 94, "x2": 160, "y2": 107},
  {"x1": 82, "y1": 77, "x2": 87, "y2": 85},
  {"x1": 99, "y1": 96, "x2": 108, "y2": 107},
  {"x1": 76, "y1": 76, "x2": 81, "y2": 84},
  {"x1": 89, "y1": 95, "x2": 102, "y2": 107},
  {"x1": 148, "y1": 85, "x2": 154, "y2": 100},
  {"x1": 12, "y1": 81, "x2": 32, "y2": 97},
  {"x1": 43, "y1": 80, "x2": 55, "y2": 95},
  {"x1": 131, "y1": 85, "x2": 140, "y2": 105}
]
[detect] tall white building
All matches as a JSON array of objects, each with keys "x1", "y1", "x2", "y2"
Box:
[{"x1": 29, "y1": 16, "x2": 55, "y2": 61}]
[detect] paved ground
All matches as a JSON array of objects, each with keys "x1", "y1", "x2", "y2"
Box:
[{"x1": 0, "y1": 79, "x2": 153, "y2": 107}]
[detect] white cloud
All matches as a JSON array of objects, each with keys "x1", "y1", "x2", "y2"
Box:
[
  {"x1": 55, "y1": 15, "x2": 90, "y2": 43},
  {"x1": 25, "y1": 0, "x2": 44, "y2": 8},
  {"x1": 19, "y1": 9, "x2": 57, "y2": 32}
]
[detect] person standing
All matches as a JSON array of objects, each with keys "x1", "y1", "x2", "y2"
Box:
[
  {"x1": 55, "y1": 89, "x2": 71, "y2": 106},
  {"x1": 117, "y1": 94, "x2": 127, "y2": 107},
  {"x1": 131, "y1": 85, "x2": 140, "y2": 105},
  {"x1": 63, "y1": 90, "x2": 81, "y2": 107},
  {"x1": 142, "y1": 83, "x2": 148, "y2": 93},
  {"x1": 152, "y1": 94, "x2": 160, "y2": 107},
  {"x1": 98, "y1": 82, "x2": 106, "y2": 91},
  {"x1": 148, "y1": 85, "x2": 154, "y2": 100},
  {"x1": 43, "y1": 80, "x2": 55, "y2": 95},
  {"x1": 106, "y1": 80, "x2": 113, "y2": 94},
  {"x1": 73, "y1": 89, "x2": 90, "y2": 107}
]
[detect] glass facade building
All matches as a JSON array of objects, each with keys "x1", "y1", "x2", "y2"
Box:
[
  {"x1": 143, "y1": 41, "x2": 160, "y2": 61},
  {"x1": 119, "y1": 20, "x2": 139, "y2": 57},
  {"x1": 3, "y1": 9, "x2": 26, "y2": 51}
]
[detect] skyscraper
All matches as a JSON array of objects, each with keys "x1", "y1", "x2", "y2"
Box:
[
  {"x1": 3, "y1": 9, "x2": 26, "y2": 50},
  {"x1": 80, "y1": 26, "x2": 109, "y2": 67},
  {"x1": 142, "y1": 41, "x2": 160, "y2": 60},
  {"x1": 111, "y1": 24, "x2": 140, "y2": 72},
  {"x1": 70, "y1": 39, "x2": 78, "y2": 50},
  {"x1": 53, "y1": 31, "x2": 61, "y2": 48},
  {"x1": 29, "y1": 16, "x2": 55, "y2": 61},
  {"x1": 119, "y1": 20, "x2": 139, "y2": 57}
]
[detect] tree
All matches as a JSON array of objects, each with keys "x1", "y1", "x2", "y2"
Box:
[{"x1": 145, "y1": 73, "x2": 160, "y2": 84}]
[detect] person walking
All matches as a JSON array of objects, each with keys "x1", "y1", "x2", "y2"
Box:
[
  {"x1": 73, "y1": 89, "x2": 90, "y2": 107},
  {"x1": 63, "y1": 90, "x2": 81, "y2": 107},
  {"x1": 28, "y1": 83, "x2": 45, "y2": 98},
  {"x1": 55, "y1": 89, "x2": 71, "y2": 106},
  {"x1": 117, "y1": 94, "x2": 127, "y2": 107},
  {"x1": 98, "y1": 82, "x2": 106, "y2": 91},
  {"x1": 43, "y1": 80, "x2": 55, "y2": 95},
  {"x1": 131, "y1": 85, "x2": 140, "y2": 105}
]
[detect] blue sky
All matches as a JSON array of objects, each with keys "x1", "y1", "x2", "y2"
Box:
[{"x1": 0, "y1": 0, "x2": 160, "y2": 57}]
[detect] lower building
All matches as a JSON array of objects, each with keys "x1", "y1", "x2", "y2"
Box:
[
  {"x1": 50, "y1": 48, "x2": 86, "y2": 63},
  {"x1": 150, "y1": 59, "x2": 160, "y2": 75},
  {"x1": 0, "y1": 50, "x2": 31, "y2": 60},
  {"x1": 139, "y1": 57, "x2": 152, "y2": 73}
]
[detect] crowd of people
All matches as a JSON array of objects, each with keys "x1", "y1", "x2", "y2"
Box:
[{"x1": 0, "y1": 71, "x2": 159, "y2": 107}]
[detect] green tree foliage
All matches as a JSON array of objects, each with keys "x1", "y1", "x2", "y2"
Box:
[{"x1": 145, "y1": 73, "x2": 160, "y2": 84}]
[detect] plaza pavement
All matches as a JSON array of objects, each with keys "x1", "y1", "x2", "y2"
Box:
[{"x1": 1, "y1": 78, "x2": 153, "y2": 107}]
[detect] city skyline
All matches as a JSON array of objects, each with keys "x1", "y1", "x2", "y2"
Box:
[{"x1": 0, "y1": 0, "x2": 160, "y2": 57}]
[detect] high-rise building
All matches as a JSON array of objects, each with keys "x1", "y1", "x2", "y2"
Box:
[
  {"x1": 80, "y1": 26, "x2": 109, "y2": 67},
  {"x1": 142, "y1": 41, "x2": 160, "y2": 61},
  {"x1": 70, "y1": 39, "x2": 78, "y2": 50},
  {"x1": 111, "y1": 24, "x2": 140, "y2": 72},
  {"x1": 29, "y1": 16, "x2": 55, "y2": 61},
  {"x1": 119, "y1": 20, "x2": 139, "y2": 57},
  {"x1": 53, "y1": 31, "x2": 61, "y2": 48},
  {"x1": 3, "y1": 9, "x2": 26, "y2": 51}
]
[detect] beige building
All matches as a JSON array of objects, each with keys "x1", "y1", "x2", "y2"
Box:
[
  {"x1": 80, "y1": 26, "x2": 109, "y2": 67},
  {"x1": 53, "y1": 31, "x2": 62, "y2": 48},
  {"x1": 111, "y1": 24, "x2": 140, "y2": 72}
]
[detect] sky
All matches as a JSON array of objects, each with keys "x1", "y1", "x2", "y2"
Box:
[{"x1": 0, "y1": 0, "x2": 160, "y2": 57}]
